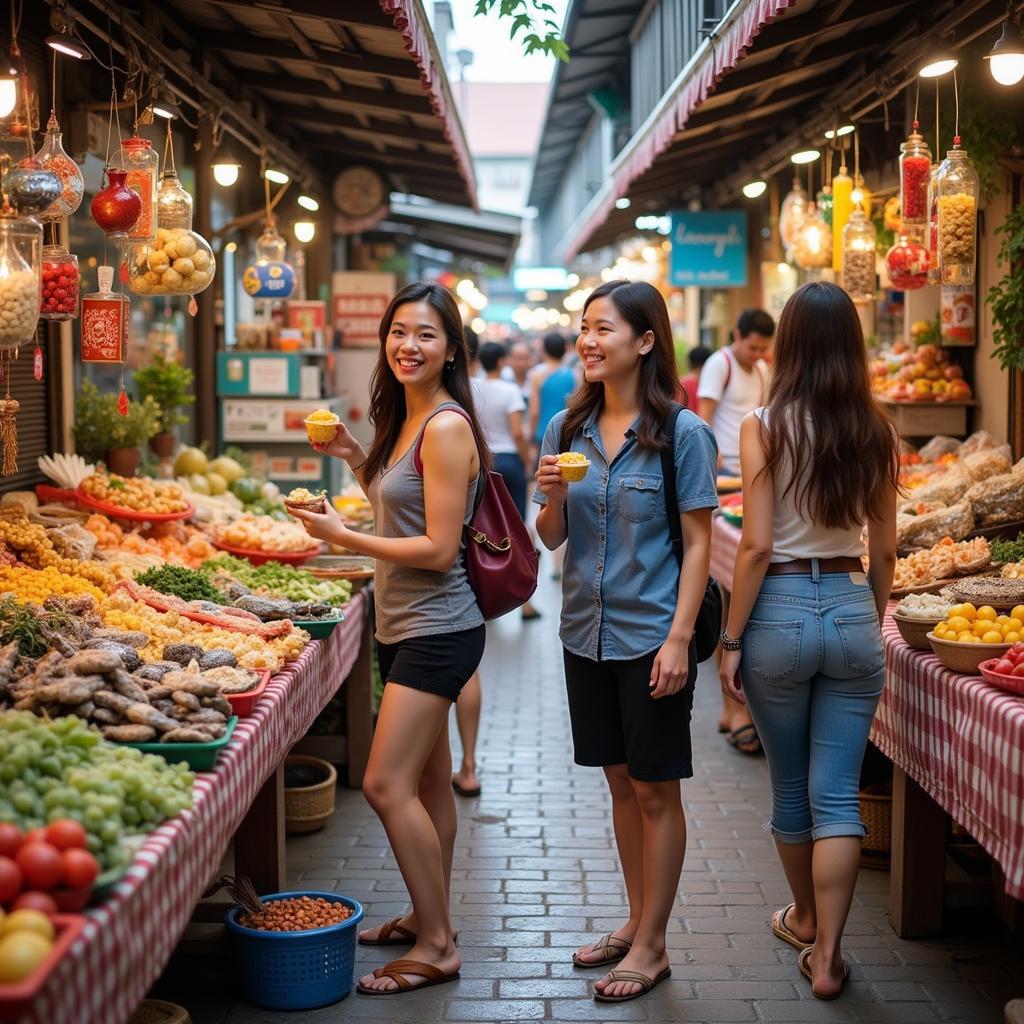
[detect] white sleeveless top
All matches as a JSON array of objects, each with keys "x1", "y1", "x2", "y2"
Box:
[{"x1": 754, "y1": 407, "x2": 865, "y2": 563}]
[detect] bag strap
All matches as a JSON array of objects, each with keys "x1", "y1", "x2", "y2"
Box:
[
  {"x1": 661, "y1": 402, "x2": 685, "y2": 567},
  {"x1": 412, "y1": 404, "x2": 485, "y2": 510},
  {"x1": 721, "y1": 347, "x2": 733, "y2": 396}
]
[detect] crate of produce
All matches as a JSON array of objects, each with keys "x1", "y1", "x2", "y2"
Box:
[
  {"x1": 120, "y1": 716, "x2": 238, "y2": 770},
  {"x1": 293, "y1": 616, "x2": 343, "y2": 640},
  {"x1": 0, "y1": 914, "x2": 86, "y2": 1022},
  {"x1": 226, "y1": 892, "x2": 363, "y2": 1010}
]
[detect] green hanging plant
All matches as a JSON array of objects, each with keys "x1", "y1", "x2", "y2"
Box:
[{"x1": 987, "y1": 202, "x2": 1024, "y2": 373}]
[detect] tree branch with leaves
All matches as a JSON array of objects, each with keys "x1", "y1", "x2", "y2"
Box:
[{"x1": 473, "y1": 0, "x2": 569, "y2": 61}]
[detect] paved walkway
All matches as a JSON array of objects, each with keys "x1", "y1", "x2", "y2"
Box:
[{"x1": 156, "y1": 571, "x2": 1024, "y2": 1023}]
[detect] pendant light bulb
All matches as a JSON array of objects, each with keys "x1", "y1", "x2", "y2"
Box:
[
  {"x1": 294, "y1": 220, "x2": 316, "y2": 243},
  {"x1": 742, "y1": 180, "x2": 767, "y2": 199},
  {"x1": 985, "y1": 14, "x2": 1024, "y2": 86},
  {"x1": 919, "y1": 47, "x2": 958, "y2": 78},
  {"x1": 212, "y1": 162, "x2": 240, "y2": 187},
  {"x1": 791, "y1": 149, "x2": 820, "y2": 165},
  {"x1": 46, "y1": 32, "x2": 89, "y2": 59},
  {"x1": 265, "y1": 168, "x2": 290, "y2": 185},
  {"x1": 297, "y1": 194, "x2": 319, "y2": 211},
  {"x1": 0, "y1": 72, "x2": 16, "y2": 119}
]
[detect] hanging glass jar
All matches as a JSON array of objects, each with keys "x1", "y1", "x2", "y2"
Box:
[
  {"x1": 778, "y1": 178, "x2": 807, "y2": 259},
  {"x1": 91, "y1": 168, "x2": 142, "y2": 238},
  {"x1": 936, "y1": 140, "x2": 980, "y2": 286},
  {"x1": 81, "y1": 265, "x2": 129, "y2": 363},
  {"x1": 850, "y1": 176, "x2": 872, "y2": 219},
  {"x1": 816, "y1": 185, "x2": 833, "y2": 229},
  {"x1": 899, "y1": 123, "x2": 931, "y2": 225},
  {"x1": 793, "y1": 204, "x2": 832, "y2": 270},
  {"x1": 40, "y1": 243, "x2": 79, "y2": 321},
  {"x1": 34, "y1": 112, "x2": 84, "y2": 222},
  {"x1": 841, "y1": 209, "x2": 876, "y2": 301},
  {"x1": 831, "y1": 163, "x2": 852, "y2": 272},
  {"x1": 126, "y1": 171, "x2": 215, "y2": 297},
  {"x1": 0, "y1": 213, "x2": 42, "y2": 350},
  {"x1": 114, "y1": 135, "x2": 158, "y2": 244},
  {"x1": 926, "y1": 159, "x2": 944, "y2": 284},
  {"x1": 885, "y1": 228, "x2": 930, "y2": 290},
  {"x1": 242, "y1": 225, "x2": 296, "y2": 299}
]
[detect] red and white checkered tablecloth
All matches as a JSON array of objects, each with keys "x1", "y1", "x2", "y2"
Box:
[
  {"x1": 20, "y1": 589, "x2": 368, "y2": 1024},
  {"x1": 711, "y1": 515, "x2": 741, "y2": 593},
  {"x1": 872, "y1": 616, "x2": 1024, "y2": 901}
]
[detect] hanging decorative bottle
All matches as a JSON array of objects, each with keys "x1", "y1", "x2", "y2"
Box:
[
  {"x1": 935, "y1": 139, "x2": 979, "y2": 286},
  {"x1": 899, "y1": 122, "x2": 931, "y2": 225},
  {"x1": 793, "y1": 203, "x2": 832, "y2": 270},
  {"x1": 841, "y1": 209, "x2": 876, "y2": 302},
  {"x1": 34, "y1": 112, "x2": 84, "y2": 222},
  {"x1": 81, "y1": 265, "x2": 129, "y2": 363},
  {"x1": 831, "y1": 159, "x2": 852, "y2": 272},
  {"x1": 40, "y1": 244, "x2": 79, "y2": 321},
  {"x1": 243, "y1": 225, "x2": 296, "y2": 299},
  {"x1": 778, "y1": 178, "x2": 807, "y2": 262},
  {"x1": 91, "y1": 168, "x2": 142, "y2": 238},
  {"x1": 0, "y1": 212, "x2": 42, "y2": 350},
  {"x1": 114, "y1": 135, "x2": 158, "y2": 244},
  {"x1": 884, "y1": 228, "x2": 930, "y2": 290}
]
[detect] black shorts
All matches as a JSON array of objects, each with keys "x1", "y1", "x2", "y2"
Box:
[
  {"x1": 377, "y1": 625, "x2": 486, "y2": 703},
  {"x1": 563, "y1": 646, "x2": 696, "y2": 781}
]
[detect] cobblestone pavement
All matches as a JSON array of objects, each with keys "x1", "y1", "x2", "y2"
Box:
[{"x1": 160, "y1": 572, "x2": 1024, "y2": 1023}]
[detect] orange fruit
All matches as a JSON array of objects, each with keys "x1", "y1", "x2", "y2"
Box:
[
  {"x1": 0, "y1": 931, "x2": 51, "y2": 983},
  {"x1": 1011, "y1": 605, "x2": 1024, "y2": 622},
  {"x1": 947, "y1": 616, "x2": 971, "y2": 634},
  {"x1": 981, "y1": 630, "x2": 1004, "y2": 644},
  {"x1": 977, "y1": 606, "x2": 998, "y2": 622}
]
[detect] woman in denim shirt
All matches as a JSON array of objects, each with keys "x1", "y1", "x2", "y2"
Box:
[
  {"x1": 535, "y1": 280, "x2": 718, "y2": 1004},
  {"x1": 719, "y1": 282, "x2": 899, "y2": 1000}
]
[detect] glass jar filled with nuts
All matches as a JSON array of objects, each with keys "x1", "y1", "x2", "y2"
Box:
[
  {"x1": 841, "y1": 208, "x2": 877, "y2": 302},
  {"x1": 936, "y1": 140, "x2": 979, "y2": 286}
]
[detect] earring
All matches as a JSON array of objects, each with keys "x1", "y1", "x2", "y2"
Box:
[{"x1": 445, "y1": 359, "x2": 455, "y2": 368}]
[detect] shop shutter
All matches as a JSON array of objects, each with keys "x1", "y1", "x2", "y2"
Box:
[{"x1": 0, "y1": 323, "x2": 51, "y2": 493}]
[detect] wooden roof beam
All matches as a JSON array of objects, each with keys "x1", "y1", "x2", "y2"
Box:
[
  {"x1": 204, "y1": 0, "x2": 392, "y2": 30},
  {"x1": 269, "y1": 103, "x2": 447, "y2": 145},
  {"x1": 243, "y1": 70, "x2": 433, "y2": 116}
]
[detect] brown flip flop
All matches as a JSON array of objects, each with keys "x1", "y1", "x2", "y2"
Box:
[
  {"x1": 798, "y1": 946, "x2": 850, "y2": 1000},
  {"x1": 356, "y1": 958, "x2": 460, "y2": 996},
  {"x1": 572, "y1": 932, "x2": 632, "y2": 969},
  {"x1": 358, "y1": 917, "x2": 417, "y2": 947},
  {"x1": 771, "y1": 904, "x2": 813, "y2": 952},
  {"x1": 593, "y1": 966, "x2": 672, "y2": 1003}
]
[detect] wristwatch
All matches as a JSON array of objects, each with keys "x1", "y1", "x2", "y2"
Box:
[{"x1": 720, "y1": 630, "x2": 743, "y2": 651}]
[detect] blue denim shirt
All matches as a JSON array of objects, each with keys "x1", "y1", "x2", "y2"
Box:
[{"x1": 534, "y1": 407, "x2": 719, "y2": 661}]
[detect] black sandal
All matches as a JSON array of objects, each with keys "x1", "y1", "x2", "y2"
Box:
[{"x1": 726, "y1": 723, "x2": 763, "y2": 756}]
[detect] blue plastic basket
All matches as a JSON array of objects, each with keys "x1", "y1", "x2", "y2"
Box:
[{"x1": 225, "y1": 891, "x2": 364, "y2": 1010}]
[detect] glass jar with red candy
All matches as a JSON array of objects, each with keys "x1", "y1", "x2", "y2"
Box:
[
  {"x1": 40, "y1": 244, "x2": 80, "y2": 321},
  {"x1": 885, "y1": 229, "x2": 929, "y2": 290},
  {"x1": 899, "y1": 123, "x2": 931, "y2": 224}
]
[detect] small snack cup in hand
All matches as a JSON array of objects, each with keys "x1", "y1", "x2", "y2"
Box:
[
  {"x1": 304, "y1": 408, "x2": 340, "y2": 444},
  {"x1": 557, "y1": 451, "x2": 590, "y2": 483},
  {"x1": 283, "y1": 487, "x2": 327, "y2": 514}
]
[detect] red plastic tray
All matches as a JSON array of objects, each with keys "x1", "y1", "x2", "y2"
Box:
[
  {"x1": 978, "y1": 657, "x2": 1024, "y2": 696},
  {"x1": 75, "y1": 485, "x2": 194, "y2": 522},
  {"x1": 226, "y1": 670, "x2": 272, "y2": 717},
  {"x1": 35, "y1": 484, "x2": 79, "y2": 506},
  {"x1": 0, "y1": 914, "x2": 86, "y2": 1021},
  {"x1": 212, "y1": 540, "x2": 319, "y2": 566}
]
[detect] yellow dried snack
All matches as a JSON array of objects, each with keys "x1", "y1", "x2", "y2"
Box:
[
  {"x1": 284, "y1": 487, "x2": 327, "y2": 513},
  {"x1": 557, "y1": 451, "x2": 590, "y2": 482},
  {"x1": 304, "y1": 409, "x2": 340, "y2": 443}
]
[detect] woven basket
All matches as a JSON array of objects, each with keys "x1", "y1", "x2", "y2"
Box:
[
  {"x1": 128, "y1": 1000, "x2": 191, "y2": 1024},
  {"x1": 859, "y1": 783, "x2": 893, "y2": 855},
  {"x1": 927, "y1": 632, "x2": 1010, "y2": 674},
  {"x1": 892, "y1": 613, "x2": 941, "y2": 651},
  {"x1": 284, "y1": 755, "x2": 337, "y2": 834}
]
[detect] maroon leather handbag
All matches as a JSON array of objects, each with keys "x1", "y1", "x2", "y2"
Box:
[{"x1": 414, "y1": 408, "x2": 538, "y2": 620}]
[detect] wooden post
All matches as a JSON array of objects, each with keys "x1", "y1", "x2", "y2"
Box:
[
  {"x1": 234, "y1": 765, "x2": 286, "y2": 894},
  {"x1": 345, "y1": 596, "x2": 375, "y2": 789},
  {"x1": 195, "y1": 113, "x2": 218, "y2": 450},
  {"x1": 889, "y1": 765, "x2": 947, "y2": 937}
]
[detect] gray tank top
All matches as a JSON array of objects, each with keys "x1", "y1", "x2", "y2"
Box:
[{"x1": 366, "y1": 402, "x2": 483, "y2": 644}]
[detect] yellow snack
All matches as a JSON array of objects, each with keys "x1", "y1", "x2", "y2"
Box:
[
  {"x1": 284, "y1": 487, "x2": 327, "y2": 513},
  {"x1": 305, "y1": 409, "x2": 340, "y2": 444},
  {"x1": 557, "y1": 451, "x2": 590, "y2": 483}
]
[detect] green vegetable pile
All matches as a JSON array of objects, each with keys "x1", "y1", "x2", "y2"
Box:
[
  {"x1": 200, "y1": 554, "x2": 352, "y2": 604},
  {"x1": 0, "y1": 711, "x2": 195, "y2": 869},
  {"x1": 992, "y1": 532, "x2": 1024, "y2": 565},
  {"x1": 0, "y1": 597, "x2": 72, "y2": 657},
  {"x1": 136, "y1": 564, "x2": 225, "y2": 604}
]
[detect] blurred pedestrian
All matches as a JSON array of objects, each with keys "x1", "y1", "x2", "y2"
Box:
[
  {"x1": 678, "y1": 344, "x2": 711, "y2": 411},
  {"x1": 502, "y1": 338, "x2": 534, "y2": 404}
]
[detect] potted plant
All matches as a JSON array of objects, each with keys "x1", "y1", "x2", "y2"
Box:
[
  {"x1": 133, "y1": 353, "x2": 196, "y2": 458},
  {"x1": 74, "y1": 380, "x2": 162, "y2": 476}
]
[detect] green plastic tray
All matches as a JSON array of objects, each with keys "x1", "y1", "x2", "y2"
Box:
[
  {"x1": 121, "y1": 716, "x2": 238, "y2": 770},
  {"x1": 294, "y1": 616, "x2": 344, "y2": 639}
]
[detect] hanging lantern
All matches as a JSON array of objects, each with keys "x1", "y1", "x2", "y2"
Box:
[
  {"x1": 40, "y1": 243, "x2": 79, "y2": 321},
  {"x1": 0, "y1": 212, "x2": 42, "y2": 350},
  {"x1": 0, "y1": 397, "x2": 19, "y2": 476},
  {"x1": 126, "y1": 170, "x2": 215, "y2": 297},
  {"x1": 793, "y1": 203, "x2": 832, "y2": 270},
  {"x1": 34, "y1": 112, "x2": 84, "y2": 221},
  {"x1": 831, "y1": 161, "x2": 853, "y2": 272},
  {"x1": 81, "y1": 266, "x2": 129, "y2": 363},
  {"x1": 840, "y1": 209, "x2": 877, "y2": 301},
  {"x1": 899, "y1": 122, "x2": 931, "y2": 225},
  {"x1": 2, "y1": 158, "x2": 60, "y2": 217},
  {"x1": 885, "y1": 228, "x2": 930, "y2": 291},
  {"x1": 935, "y1": 138, "x2": 979, "y2": 286},
  {"x1": 91, "y1": 168, "x2": 142, "y2": 238},
  {"x1": 114, "y1": 135, "x2": 158, "y2": 244},
  {"x1": 850, "y1": 176, "x2": 872, "y2": 220},
  {"x1": 242, "y1": 225, "x2": 295, "y2": 299}
]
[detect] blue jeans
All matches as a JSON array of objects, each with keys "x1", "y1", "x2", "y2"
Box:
[{"x1": 740, "y1": 564, "x2": 885, "y2": 844}]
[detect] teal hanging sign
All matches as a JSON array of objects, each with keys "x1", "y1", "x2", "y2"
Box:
[{"x1": 669, "y1": 211, "x2": 748, "y2": 287}]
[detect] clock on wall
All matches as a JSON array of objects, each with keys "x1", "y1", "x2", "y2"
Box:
[{"x1": 333, "y1": 166, "x2": 387, "y2": 218}]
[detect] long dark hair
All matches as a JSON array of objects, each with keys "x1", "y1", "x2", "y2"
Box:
[
  {"x1": 560, "y1": 280, "x2": 678, "y2": 451},
  {"x1": 759, "y1": 281, "x2": 900, "y2": 529},
  {"x1": 363, "y1": 282, "x2": 489, "y2": 481}
]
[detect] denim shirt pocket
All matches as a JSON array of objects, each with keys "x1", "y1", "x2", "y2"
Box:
[
  {"x1": 617, "y1": 473, "x2": 662, "y2": 523},
  {"x1": 834, "y1": 613, "x2": 885, "y2": 675}
]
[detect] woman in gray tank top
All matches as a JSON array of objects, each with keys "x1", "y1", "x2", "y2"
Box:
[{"x1": 292, "y1": 282, "x2": 488, "y2": 996}]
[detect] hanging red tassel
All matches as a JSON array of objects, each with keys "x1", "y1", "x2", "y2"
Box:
[
  {"x1": 117, "y1": 387, "x2": 129, "y2": 416},
  {"x1": 33, "y1": 345, "x2": 43, "y2": 382},
  {"x1": 119, "y1": 262, "x2": 130, "y2": 285}
]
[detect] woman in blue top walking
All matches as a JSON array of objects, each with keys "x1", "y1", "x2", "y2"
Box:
[{"x1": 535, "y1": 280, "x2": 718, "y2": 1004}]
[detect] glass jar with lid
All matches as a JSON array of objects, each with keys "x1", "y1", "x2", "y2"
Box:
[
  {"x1": 114, "y1": 135, "x2": 159, "y2": 244},
  {"x1": 779, "y1": 178, "x2": 808, "y2": 258},
  {"x1": 40, "y1": 243, "x2": 80, "y2": 321},
  {"x1": 792, "y1": 204, "x2": 832, "y2": 270},
  {"x1": 899, "y1": 122, "x2": 931, "y2": 224},
  {"x1": 884, "y1": 227, "x2": 929, "y2": 290},
  {"x1": 936, "y1": 139, "x2": 980, "y2": 286},
  {"x1": 156, "y1": 169, "x2": 193, "y2": 229},
  {"x1": 0, "y1": 213, "x2": 42, "y2": 350},
  {"x1": 242, "y1": 226, "x2": 296, "y2": 299},
  {"x1": 841, "y1": 209, "x2": 876, "y2": 301}
]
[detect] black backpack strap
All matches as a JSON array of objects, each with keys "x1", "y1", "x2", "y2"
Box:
[{"x1": 661, "y1": 403, "x2": 685, "y2": 566}]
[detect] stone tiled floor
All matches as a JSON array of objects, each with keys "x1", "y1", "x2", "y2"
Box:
[{"x1": 154, "y1": 571, "x2": 1024, "y2": 1023}]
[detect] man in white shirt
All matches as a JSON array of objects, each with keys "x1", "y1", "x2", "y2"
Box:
[
  {"x1": 500, "y1": 339, "x2": 534, "y2": 405},
  {"x1": 697, "y1": 309, "x2": 774, "y2": 474}
]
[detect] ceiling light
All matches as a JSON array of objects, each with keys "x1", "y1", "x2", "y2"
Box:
[
  {"x1": 615, "y1": 197, "x2": 631, "y2": 209},
  {"x1": 742, "y1": 180, "x2": 767, "y2": 199},
  {"x1": 152, "y1": 94, "x2": 181, "y2": 120},
  {"x1": 294, "y1": 220, "x2": 316, "y2": 243},
  {"x1": 265, "y1": 168, "x2": 290, "y2": 185},
  {"x1": 212, "y1": 161, "x2": 240, "y2": 187},
  {"x1": 297, "y1": 194, "x2": 319, "y2": 212},
  {"x1": 0, "y1": 70, "x2": 15, "y2": 119},
  {"x1": 824, "y1": 125, "x2": 855, "y2": 139},
  {"x1": 791, "y1": 149, "x2": 821, "y2": 164},
  {"x1": 919, "y1": 48, "x2": 959, "y2": 78},
  {"x1": 985, "y1": 11, "x2": 1024, "y2": 86},
  {"x1": 46, "y1": 32, "x2": 89, "y2": 59}
]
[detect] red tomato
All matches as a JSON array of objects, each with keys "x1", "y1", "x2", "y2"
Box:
[
  {"x1": 1012, "y1": 642, "x2": 1024, "y2": 657},
  {"x1": 15, "y1": 842, "x2": 63, "y2": 891},
  {"x1": 23, "y1": 828, "x2": 49, "y2": 846},
  {"x1": 1013, "y1": 663, "x2": 1024, "y2": 678},
  {"x1": 0, "y1": 823, "x2": 23, "y2": 859},
  {"x1": 46, "y1": 820, "x2": 88, "y2": 852},
  {"x1": 11, "y1": 890, "x2": 58, "y2": 915},
  {"x1": 60, "y1": 849, "x2": 99, "y2": 890},
  {"x1": 994, "y1": 659, "x2": 1016, "y2": 675},
  {"x1": 0, "y1": 854, "x2": 22, "y2": 903}
]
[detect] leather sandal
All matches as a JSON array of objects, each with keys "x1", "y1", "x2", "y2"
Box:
[
  {"x1": 771, "y1": 904, "x2": 813, "y2": 952},
  {"x1": 357, "y1": 917, "x2": 417, "y2": 947},
  {"x1": 572, "y1": 932, "x2": 632, "y2": 969},
  {"x1": 798, "y1": 946, "x2": 850, "y2": 1000},
  {"x1": 356, "y1": 958, "x2": 460, "y2": 996},
  {"x1": 593, "y1": 966, "x2": 671, "y2": 1003}
]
